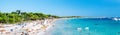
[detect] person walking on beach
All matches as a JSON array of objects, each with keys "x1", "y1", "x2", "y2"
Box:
[
  {"x1": 21, "y1": 32, "x2": 29, "y2": 35},
  {"x1": 10, "y1": 29, "x2": 13, "y2": 32},
  {"x1": 24, "y1": 32, "x2": 28, "y2": 35},
  {"x1": 21, "y1": 32, "x2": 24, "y2": 35}
]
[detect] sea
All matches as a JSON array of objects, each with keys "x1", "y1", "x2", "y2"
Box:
[{"x1": 46, "y1": 18, "x2": 120, "y2": 35}]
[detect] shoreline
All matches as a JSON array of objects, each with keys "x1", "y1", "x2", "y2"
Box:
[
  {"x1": 44, "y1": 18, "x2": 68, "y2": 35},
  {"x1": 0, "y1": 18, "x2": 59, "y2": 35}
]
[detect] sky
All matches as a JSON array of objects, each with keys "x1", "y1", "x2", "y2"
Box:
[{"x1": 0, "y1": 0, "x2": 120, "y2": 17}]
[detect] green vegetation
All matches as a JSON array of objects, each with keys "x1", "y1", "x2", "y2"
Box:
[{"x1": 0, "y1": 10, "x2": 59, "y2": 24}]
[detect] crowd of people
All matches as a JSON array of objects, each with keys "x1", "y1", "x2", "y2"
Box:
[{"x1": 0, "y1": 19, "x2": 56, "y2": 35}]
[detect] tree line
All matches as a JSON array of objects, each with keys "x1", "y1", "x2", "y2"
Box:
[{"x1": 0, "y1": 10, "x2": 59, "y2": 24}]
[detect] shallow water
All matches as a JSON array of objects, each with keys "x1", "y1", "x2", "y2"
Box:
[{"x1": 48, "y1": 18, "x2": 120, "y2": 35}]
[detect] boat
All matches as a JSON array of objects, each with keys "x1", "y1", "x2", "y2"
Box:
[{"x1": 113, "y1": 18, "x2": 120, "y2": 21}]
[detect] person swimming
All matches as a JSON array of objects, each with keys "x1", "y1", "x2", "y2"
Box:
[
  {"x1": 94, "y1": 24, "x2": 98, "y2": 25},
  {"x1": 117, "y1": 32, "x2": 120, "y2": 34},
  {"x1": 77, "y1": 27, "x2": 89, "y2": 31},
  {"x1": 77, "y1": 27, "x2": 82, "y2": 32},
  {"x1": 85, "y1": 27, "x2": 89, "y2": 31}
]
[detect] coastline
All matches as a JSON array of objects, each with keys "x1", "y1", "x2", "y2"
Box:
[
  {"x1": 0, "y1": 18, "x2": 59, "y2": 35},
  {"x1": 44, "y1": 18, "x2": 69, "y2": 35},
  {"x1": 41, "y1": 18, "x2": 58, "y2": 35}
]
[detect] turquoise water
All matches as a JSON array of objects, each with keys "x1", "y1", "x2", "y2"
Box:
[{"x1": 49, "y1": 18, "x2": 120, "y2": 35}]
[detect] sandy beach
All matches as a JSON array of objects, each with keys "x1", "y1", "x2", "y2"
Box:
[{"x1": 0, "y1": 18, "x2": 58, "y2": 35}]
